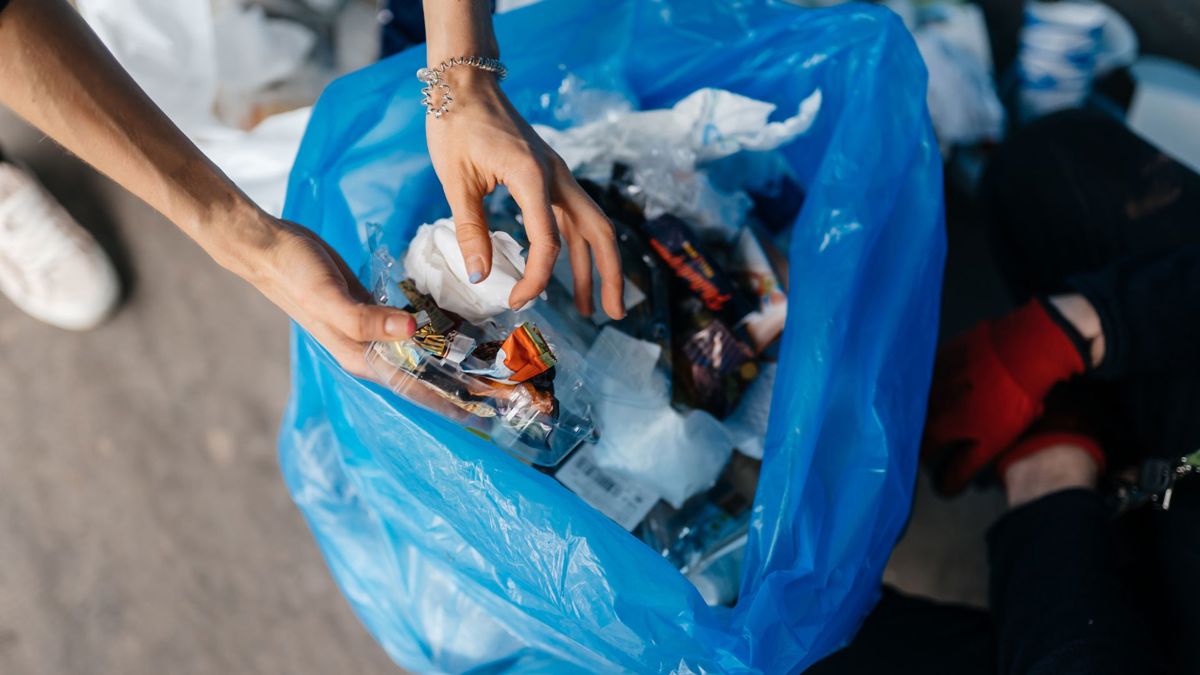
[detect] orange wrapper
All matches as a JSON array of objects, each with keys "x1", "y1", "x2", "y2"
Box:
[{"x1": 502, "y1": 323, "x2": 557, "y2": 383}]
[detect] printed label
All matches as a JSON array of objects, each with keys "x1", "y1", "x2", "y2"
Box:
[{"x1": 556, "y1": 447, "x2": 659, "y2": 531}]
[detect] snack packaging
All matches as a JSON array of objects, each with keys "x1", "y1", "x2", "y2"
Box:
[
  {"x1": 673, "y1": 302, "x2": 759, "y2": 419},
  {"x1": 579, "y1": 180, "x2": 675, "y2": 376},
  {"x1": 462, "y1": 322, "x2": 558, "y2": 384},
  {"x1": 365, "y1": 248, "x2": 595, "y2": 467},
  {"x1": 641, "y1": 214, "x2": 756, "y2": 326},
  {"x1": 730, "y1": 227, "x2": 788, "y2": 352}
]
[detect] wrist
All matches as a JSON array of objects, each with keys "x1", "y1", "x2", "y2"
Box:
[
  {"x1": 1047, "y1": 294, "x2": 1105, "y2": 368},
  {"x1": 423, "y1": 65, "x2": 507, "y2": 120},
  {"x1": 196, "y1": 201, "x2": 283, "y2": 282}
]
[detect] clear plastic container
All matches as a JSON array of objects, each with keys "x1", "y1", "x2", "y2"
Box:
[{"x1": 364, "y1": 246, "x2": 596, "y2": 467}]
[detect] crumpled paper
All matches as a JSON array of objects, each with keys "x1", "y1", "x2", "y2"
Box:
[{"x1": 403, "y1": 218, "x2": 537, "y2": 324}]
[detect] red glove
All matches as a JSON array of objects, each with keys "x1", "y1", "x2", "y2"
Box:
[{"x1": 922, "y1": 299, "x2": 1087, "y2": 495}]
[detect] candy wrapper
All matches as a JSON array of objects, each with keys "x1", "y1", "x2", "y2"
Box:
[
  {"x1": 463, "y1": 323, "x2": 557, "y2": 384},
  {"x1": 638, "y1": 214, "x2": 760, "y2": 418},
  {"x1": 641, "y1": 214, "x2": 756, "y2": 326},
  {"x1": 365, "y1": 245, "x2": 595, "y2": 467},
  {"x1": 730, "y1": 228, "x2": 788, "y2": 352},
  {"x1": 578, "y1": 180, "x2": 674, "y2": 375},
  {"x1": 671, "y1": 297, "x2": 759, "y2": 419}
]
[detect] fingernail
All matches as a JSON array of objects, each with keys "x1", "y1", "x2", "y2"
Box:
[
  {"x1": 467, "y1": 256, "x2": 484, "y2": 284},
  {"x1": 385, "y1": 313, "x2": 415, "y2": 337}
]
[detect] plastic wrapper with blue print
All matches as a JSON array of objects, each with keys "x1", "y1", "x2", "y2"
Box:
[{"x1": 278, "y1": 1, "x2": 944, "y2": 672}]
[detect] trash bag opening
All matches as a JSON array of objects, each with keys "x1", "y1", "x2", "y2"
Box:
[{"x1": 280, "y1": 1, "x2": 943, "y2": 671}]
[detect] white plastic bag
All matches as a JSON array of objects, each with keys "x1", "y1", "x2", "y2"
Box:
[
  {"x1": 585, "y1": 327, "x2": 733, "y2": 508},
  {"x1": 76, "y1": 0, "x2": 316, "y2": 216},
  {"x1": 533, "y1": 87, "x2": 821, "y2": 239}
]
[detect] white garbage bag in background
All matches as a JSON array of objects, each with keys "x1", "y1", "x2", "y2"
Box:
[{"x1": 76, "y1": 0, "x2": 317, "y2": 216}]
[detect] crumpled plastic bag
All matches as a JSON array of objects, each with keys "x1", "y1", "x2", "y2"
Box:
[
  {"x1": 403, "y1": 218, "x2": 535, "y2": 323},
  {"x1": 279, "y1": 1, "x2": 944, "y2": 672},
  {"x1": 535, "y1": 87, "x2": 821, "y2": 238},
  {"x1": 881, "y1": 1, "x2": 1004, "y2": 150},
  {"x1": 586, "y1": 327, "x2": 733, "y2": 508},
  {"x1": 912, "y1": 4, "x2": 1006, "y2": 150},
  {"x1": 76, "y1": 0, "x2": 316, "y2": 215},
  {"x1": 535, "y1": 88, "x2": 822, "y2": 168}
]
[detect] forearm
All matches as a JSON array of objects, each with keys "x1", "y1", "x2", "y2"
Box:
[
  {"x1": 0, "y1": 0, "x2": 274, "y2": 277},
  {"x1": 1047, "y1": 294, "x2": 1104, "y2": 368},
  {"x1": 422, "y1": 0, "x2": 498, "y2": 63}
]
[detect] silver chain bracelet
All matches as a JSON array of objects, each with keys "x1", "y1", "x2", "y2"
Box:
[{"x1": 417, "y1": 56, "x2": 508, "y2": 118}]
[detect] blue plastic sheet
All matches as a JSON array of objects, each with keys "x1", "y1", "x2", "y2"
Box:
[{"x1": 278, "y1": 1, "x2": 944, "y2": 671}]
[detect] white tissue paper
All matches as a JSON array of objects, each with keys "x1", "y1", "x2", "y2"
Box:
[
  {"x1": 586, "y1": 327, "x2": 733, "y2": 508},
  {"x1": 403, "y1": 218, "x2": 539, "y2": 324},
  {"x1": 723, "y1": 362, "x2": 777, "y2": 461}
]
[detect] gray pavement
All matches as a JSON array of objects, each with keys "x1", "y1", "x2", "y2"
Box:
[{"x1": 0, "y1": 108, "x2": 396, "y2": 675}]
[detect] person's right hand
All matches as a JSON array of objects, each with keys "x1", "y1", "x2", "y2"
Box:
[
  {"x1": 241, "y1": 219, "x2": 416, "y2": 379},
  {"x1": 425, "y1": 70, "x2": 625, "y2": 320}
]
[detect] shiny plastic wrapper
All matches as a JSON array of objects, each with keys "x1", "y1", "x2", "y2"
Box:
[
  {"x1": 364, "y1": 245, "x2": 596, "y2": 467},
  {"x1": 278, "y1": 1, "x2": 944, "y2": 672}
]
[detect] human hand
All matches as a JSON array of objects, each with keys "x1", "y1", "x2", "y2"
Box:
[
  {"x1": 242, "y1": 218, "x2": 415, "y2": 379},
  {"x1": 425, "y1": 69, "x2": 625, "y2": 319}
]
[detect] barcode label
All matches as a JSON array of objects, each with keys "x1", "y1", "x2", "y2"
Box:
[{"x1": 556, "y1": 447, "x2": 659, "y2": 531}]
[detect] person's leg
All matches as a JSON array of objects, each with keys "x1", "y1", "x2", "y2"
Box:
[
  {"x1": 1143, "y1": 481, "x2": 1200, "y2": 673},
  {"x1": 805, "y1": 587, "x2": 993, "y2": 675},
  {"x1": 981, "y1": 108, "x2": 1200, "y2": 299},
  {"x1": 1064, "y1": 244, "x2": 1200, "y2": 462},
  {"x1": 929, "y1": 111, "x2": 1200, "y2": 490},
  {"x1": 989, "y1": 441, "x2": 1166, "y2": 675}
]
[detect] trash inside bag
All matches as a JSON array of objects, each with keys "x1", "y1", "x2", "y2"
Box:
[
  {"x1": 279, "y1": 1, "x2": 944, "y2": 672},
  {"x1": 365, "y1": 236, "x2": 594, "y2": 467}
]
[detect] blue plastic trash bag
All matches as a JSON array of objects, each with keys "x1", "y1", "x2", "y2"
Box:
[{"x1": 278, "y1": 1, "x2": 944, "y2": 672}]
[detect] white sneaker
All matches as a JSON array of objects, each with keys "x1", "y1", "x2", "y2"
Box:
[{"x1": 0, "y1": 162, "x2": 120, "y2": 330}]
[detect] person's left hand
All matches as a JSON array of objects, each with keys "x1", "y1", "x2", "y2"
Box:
[
  {"x1": 241, "y1": 219, "x2": 416, "y2": 379},
  {"x1": 425, "y1": 69, "x2": 624, "y2": 319}
]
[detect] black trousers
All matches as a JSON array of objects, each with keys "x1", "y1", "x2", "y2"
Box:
[
  {"x1": 811, "y1": 111, "x2": 1200, "y2": 674},
  {"x1": 984, "y1": 110, "x2": 1200, "y2": 467},
  {"x1": 811, "y1": 490, "x2": 1168, "y2": 675}
]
